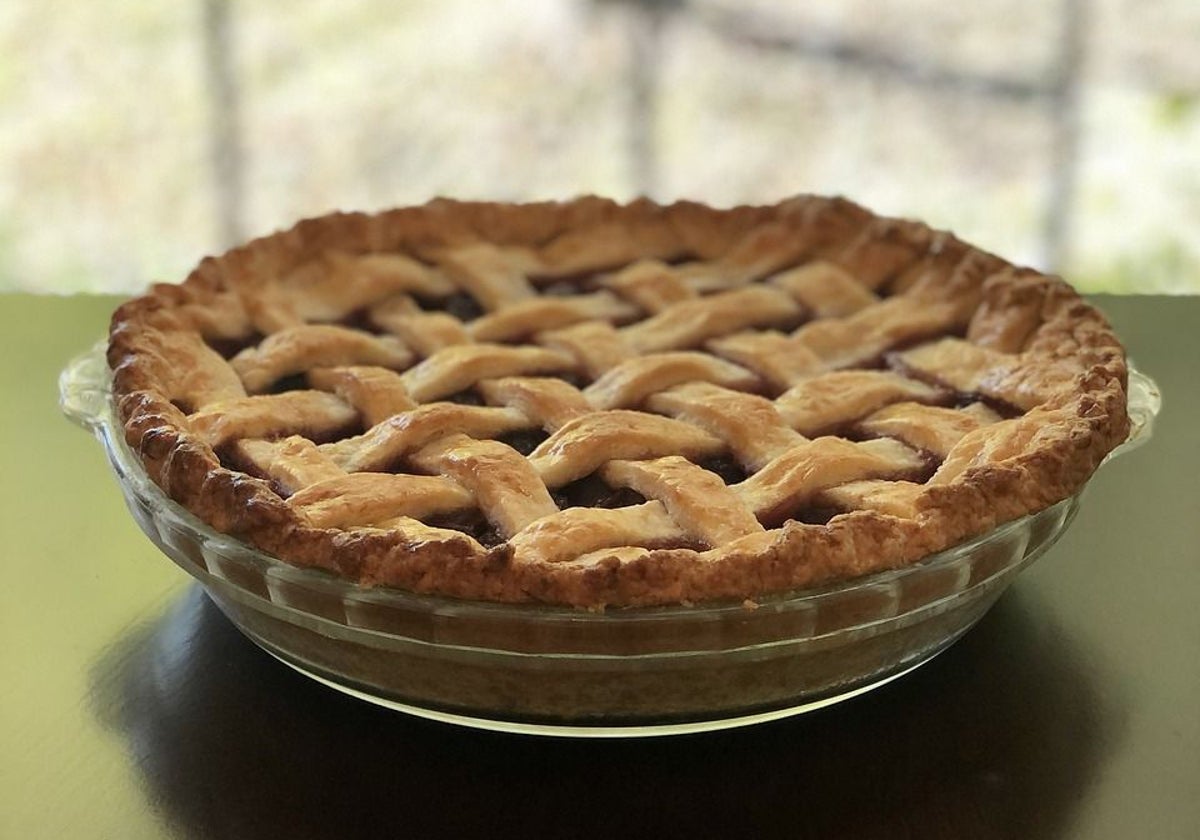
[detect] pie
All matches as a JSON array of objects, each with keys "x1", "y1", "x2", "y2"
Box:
[{"x1": 106, "y1": 195, "x2": 1129, "y2": 608}]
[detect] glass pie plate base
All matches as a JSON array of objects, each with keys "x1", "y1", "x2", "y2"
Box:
[{"x1": 61, "y1": 345, "x2": 1160, "y2": 737}]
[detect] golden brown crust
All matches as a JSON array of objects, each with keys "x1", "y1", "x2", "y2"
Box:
[{"x1": 107, "y1": 195, "x2": 1129, "y2": 608}]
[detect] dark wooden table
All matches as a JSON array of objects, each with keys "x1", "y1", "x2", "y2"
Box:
[{"x1": 4, "y1": 294, "x2": 1197, "y2": 839}]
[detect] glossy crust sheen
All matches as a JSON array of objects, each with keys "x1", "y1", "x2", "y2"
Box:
[{"x1": 107, "y1": 195, "x2": 1129, "y2": 608}]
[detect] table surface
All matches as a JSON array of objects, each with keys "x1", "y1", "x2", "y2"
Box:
[{"x1": 3, "y1": 293, "x2": 1197, "y2": 839}]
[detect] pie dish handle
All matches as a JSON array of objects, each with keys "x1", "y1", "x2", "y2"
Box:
[
  {"x1": 59, "y1": 342, "x2": 111, "y2": 432},
  {"x1": 1110, "y1": 364, "x2": 1161, "y2": 461}
]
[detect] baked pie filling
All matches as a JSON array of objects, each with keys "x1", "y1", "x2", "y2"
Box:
[{"x1": 107, "y1": 196, "x2": 1129, "y2": 608}]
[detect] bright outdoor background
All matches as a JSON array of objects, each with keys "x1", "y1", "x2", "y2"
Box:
[{"x1": 2, "y1": 0, "x2": 1198, "y2": 295}]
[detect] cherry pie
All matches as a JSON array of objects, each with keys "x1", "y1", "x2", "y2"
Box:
[{"x1": 107, "y1": 196, "x2": 1129, "y2": 608}]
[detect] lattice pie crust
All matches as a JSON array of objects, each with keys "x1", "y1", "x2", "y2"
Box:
[{"x1": 108, "y1": 196, "x2": 1128, "y2": 607}]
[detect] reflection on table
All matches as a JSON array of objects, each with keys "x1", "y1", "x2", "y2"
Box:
[{"x1": 91, "y1": 585, "x2": 1113, "y2": 839}]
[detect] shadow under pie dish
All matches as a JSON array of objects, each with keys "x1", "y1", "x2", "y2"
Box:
[{"x1": 67, "y1": 194, "x2": 1154, "y2": 733}]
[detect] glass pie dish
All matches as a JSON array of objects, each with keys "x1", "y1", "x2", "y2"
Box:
[{"x1": 61, "y1": 343, "x2": 1160, "y2": 737}]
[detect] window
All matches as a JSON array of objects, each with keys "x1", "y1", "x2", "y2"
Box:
[{"x1": 2, "y1": 0, "x2": 1197, "y2": 293}]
